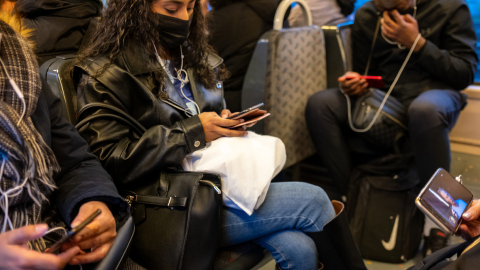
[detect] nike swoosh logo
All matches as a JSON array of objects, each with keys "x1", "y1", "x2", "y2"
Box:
[{"x1": 382, "y1": 214, "x2": 399, "y2": 251}]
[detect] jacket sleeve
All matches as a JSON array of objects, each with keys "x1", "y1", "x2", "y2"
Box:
[
  {"x1": 412, "y1": 4, "x2": 478, "y2": 90},
  {"x1": 42, "y1": 81, "x2": 129, "y2": 225},
  {"x1": 76, "y1": 73, "x2": 207, "y2": 189}
]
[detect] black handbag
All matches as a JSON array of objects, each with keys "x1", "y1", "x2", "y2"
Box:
[
  {"x1": 345, "y1": 18, "x2": 422, "y2": 149},
  {"x1": 76, "y1": 103, "x2": 223, "y2": 270},
  {"x1": 350, "y1": 88, "x2": 407, "y2": 148}
]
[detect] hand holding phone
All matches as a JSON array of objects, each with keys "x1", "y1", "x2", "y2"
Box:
[
  {"x1": 44, "y1": 209, "x2": 102, "y2": 254},
  {"x1": 458, "y1": 200, "x2": 480, "y2": 239},
  {"x1": 338, "y1": 72, "x2": 369, "y2": 96},
  {"x1": 345, "y1": 75, "x2": 385, "y2": 89},
  {"x1": 416, "y1": 169, "x2": 473, "y2": 235},
  {"x1": 227, "y1": 103, "x2": 270, "y2": 128}
]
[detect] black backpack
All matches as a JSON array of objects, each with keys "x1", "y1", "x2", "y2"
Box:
[{"x1": 347, "y1": 154, "x2": 425, "y2": 263}]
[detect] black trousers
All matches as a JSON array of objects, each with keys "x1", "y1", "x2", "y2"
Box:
[{"x1": 305, "y1": 88, "x2": 464, "y2": 195}]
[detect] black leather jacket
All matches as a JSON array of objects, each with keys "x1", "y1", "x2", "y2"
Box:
[{"x1": 74, "y1": 43, "x2": 225, "y2": 190}]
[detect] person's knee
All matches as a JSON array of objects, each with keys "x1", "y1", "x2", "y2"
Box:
[
  {"x1": 408, "y1": 99, "x2": 443, "y2": 129},
  {"x1": 305, "y1": 89, "x2": 342, "y2": 125}
]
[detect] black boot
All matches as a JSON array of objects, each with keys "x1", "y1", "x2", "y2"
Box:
[{"x1": 307, "y1": 200, "x2": 367, "y2": 270}]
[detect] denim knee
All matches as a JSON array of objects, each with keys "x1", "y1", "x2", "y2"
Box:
[
  {"x1": 408, "y1": 98, "x2": 444, "y2": 133},
  {"x1": 255, "y1": 229, "x2": 318, "y2": 270},
  {"x1": 301, "y1": 184, "x2": 335, "y2": 232}
]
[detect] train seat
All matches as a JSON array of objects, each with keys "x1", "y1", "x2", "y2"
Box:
[{"x1": 241, "y1": 0, "x2": 326, "y2": 168}]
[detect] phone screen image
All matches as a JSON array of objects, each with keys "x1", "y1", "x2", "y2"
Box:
[{"x1": 420, "y1": 172, "x2": 472, "y2": 232}]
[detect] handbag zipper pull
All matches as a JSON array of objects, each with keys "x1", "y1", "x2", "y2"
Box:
[
  {"x1": 199, "y1": 180, "x2": 222, "y2": 195},
  {"x1": 125, "y1": 195, "x2": 136, "y2": 206}
]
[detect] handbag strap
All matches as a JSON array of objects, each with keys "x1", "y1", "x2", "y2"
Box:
[
  {"x1": 345, "y1": 27, "x2": 422, "y2": 133},
  {"x1": 125, "y1": 193, "x2": 188, "y2": 208}
]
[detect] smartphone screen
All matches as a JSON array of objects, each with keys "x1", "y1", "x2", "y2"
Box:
[{"x1": 417, "y1": 169, "x2": 473, "y2": 233}]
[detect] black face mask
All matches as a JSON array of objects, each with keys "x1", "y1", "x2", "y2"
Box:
[{"x1": 154, "y1": 13, "x2": 193, "y2": 49}]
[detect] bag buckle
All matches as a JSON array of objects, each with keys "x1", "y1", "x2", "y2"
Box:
[{"x1": 125, "y1": 194, "x2": 137, "y2": 206}]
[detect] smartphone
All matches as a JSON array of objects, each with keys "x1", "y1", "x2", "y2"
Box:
[
  {"x1": 416, "y1": 168, "x2": 473, "y2": 235},
  {"x1": 44, "y1": 209, "x2": 102, "y2": 254},
  {"x1": 345, "y1": 75, "x2": 385, "y2": 89},
  {"x1": 227, "y1": 103, "x2": 264, "y2": 120}
]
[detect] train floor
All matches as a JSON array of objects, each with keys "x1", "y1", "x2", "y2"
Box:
[{"x1": 254, "y1": 151, "x2": 480, "y2": 270}]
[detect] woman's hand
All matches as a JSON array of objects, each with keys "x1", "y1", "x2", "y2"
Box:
[
  {"x1": 199, "y1": 111, "x2": 247, "y2": 142},
  {"x1": 0, "y1": 224, "x2": 80, "y2": 270},
  {"x1": 338, "y1": 72, "x2": 369, "y2": 96},
  {"x1": 458, "y1": 200, "x2": 480, "y2": 240},
  {"x1": 62, "y1": 201, "x2": 116, "y2": 265}
]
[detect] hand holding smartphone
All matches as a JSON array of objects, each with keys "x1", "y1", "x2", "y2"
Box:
[
  {"x1": 416, "y1": 169, "x2": 473, "y2": 235},
  {"x1": 44, "y1": 209, "x2": 102, "y2": 254},
  {"x1": 228, "y1": 103, "x2": 270, "y2": 128},
  {"x1": 345, "y1": 75, "x2": 385, "y2": 89}
]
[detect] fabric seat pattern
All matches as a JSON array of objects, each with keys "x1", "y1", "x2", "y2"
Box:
[{"x1": 264, "y1": 26, "x2": 327, "y2": 167}]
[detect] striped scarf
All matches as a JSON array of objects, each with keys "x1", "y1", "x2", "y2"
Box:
[{"x1": 0, "y1": 14, "x2": 59, "y2": 251}]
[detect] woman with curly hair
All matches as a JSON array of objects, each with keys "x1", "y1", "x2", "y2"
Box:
[{"x1": 73, "y1": 0, "x2": 366, "y2": 269}]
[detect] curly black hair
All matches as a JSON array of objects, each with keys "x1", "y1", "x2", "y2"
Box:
[{"x1": 74, "y1": 0, "x2": 226, "y2": 99}]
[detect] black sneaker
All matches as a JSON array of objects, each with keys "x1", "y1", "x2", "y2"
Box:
[{"x1": 423, "y1": 228, "x2": 450, "y2": 257}]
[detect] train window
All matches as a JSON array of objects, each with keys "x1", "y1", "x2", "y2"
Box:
[
  {"x1": 467, "y1": 0, "x2": 480, "y2": 83},
  {"x1": 353, "y1": 0, "x2": 480, "y2": 84}
]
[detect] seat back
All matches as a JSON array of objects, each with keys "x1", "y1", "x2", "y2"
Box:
[
  {"x1": 322, "y1": 21, "x2": 353, "y2": 88},
  {"x1": 39, "y1": 55, "x2": 78, "y2": 125},
  {"x1": 241, "y1": 0, "x2": 327, "y2": 168}
]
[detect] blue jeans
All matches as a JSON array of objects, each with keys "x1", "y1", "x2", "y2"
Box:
[{"x1": 219, "y1": 182, "x2": 336, "y2": 270}]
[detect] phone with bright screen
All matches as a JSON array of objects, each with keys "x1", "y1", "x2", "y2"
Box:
[{"x1": 416, "y1": 168, "x2": 473, "y2": 235}]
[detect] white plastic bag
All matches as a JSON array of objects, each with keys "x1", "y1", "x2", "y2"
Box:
[{"x1": 181, "y1": 132, "x2": 286, "y2": 215}]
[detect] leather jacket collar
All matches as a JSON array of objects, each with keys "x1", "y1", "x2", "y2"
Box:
[{"x1": 119, "y1": 41, "x2": 223, "y2": 76}]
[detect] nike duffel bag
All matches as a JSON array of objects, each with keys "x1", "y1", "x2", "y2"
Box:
[{"x1": 346, "y1": 155, "x2": 425, "y2": 263}]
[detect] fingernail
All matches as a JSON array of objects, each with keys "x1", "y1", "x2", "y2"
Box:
[
  {"x1": 36, "y1": 224, "x2": 48, "y2": 233},
  {"x1": 244, "y1": 132, "x2": 248, "y2": 135},
  {"x1": 75, "y1": 235, "x2": 83, "y2": 242},
  {"x1": 463, "y1": 212, "x2": 472, "y2": 219},
  {"x1": 221, "y1": 114, "x2": 227, "y2": 118},
  {"x1": 240, "y1": 119, "x2": 244, "y2": 122}
]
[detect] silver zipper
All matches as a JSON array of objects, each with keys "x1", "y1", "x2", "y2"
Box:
[{"x1": 199, "y1": 180, "x2": 222, "y2": 194}]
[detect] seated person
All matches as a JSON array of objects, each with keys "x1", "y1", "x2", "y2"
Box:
[
  {"x1": 289, "y1": 0, "x2": 355, "y2": 27},
  {"x1": 2, "y1": 0, "x2": 103, "y2": 65},
  {"x1": 408, "y1": 199, "x2": 480, "y2": 269},
  {"x1": 72, "y1": 0, "x2": 366, "y2": 269},
  {"x1": 208, "y1": 0, "x2": 288, "y2": 112},
  {"x1": 0, "y1": 11, "x2": 128, "y2": 269},
  {"x1": 306, "y1": 0, "x2": 477, "y2": 255}
]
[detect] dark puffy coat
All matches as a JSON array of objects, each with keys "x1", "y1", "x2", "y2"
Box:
[
  {"x1": 74, "y1": 42, "x2": 225, "y2": 191},
  {"x1": 16, "y1": 0, "x2": 102, "y2": 65},
  {"x1": 208, "y1": 0, "x2": 285, "y2": 111},
  {"x1": 32, "y1": 79, "x2": 128, "y2": 225}
]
